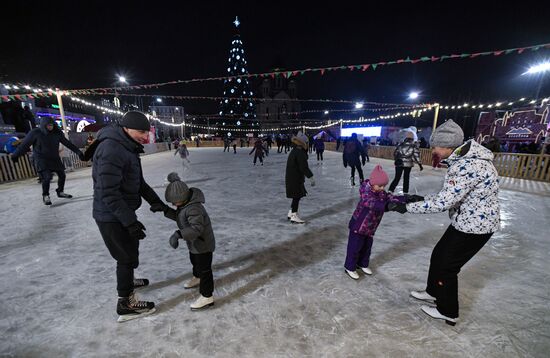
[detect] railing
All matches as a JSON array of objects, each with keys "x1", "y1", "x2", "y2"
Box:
[{"x1": 328, "y1": 144, "x2": 550, "y2": 182}]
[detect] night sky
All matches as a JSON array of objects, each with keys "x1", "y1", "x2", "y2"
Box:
[{"x1": 2, "y1": 1, "x2": 549, "y2": 134}]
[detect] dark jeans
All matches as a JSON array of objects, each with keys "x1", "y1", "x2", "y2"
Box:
[
  {"x1": 96, "y1": 221, "x2": 139, "y2": 298},
  {"x1": 426, "y1": 225, "x2": 492, "y2": 318},
  {"x1": 389, "y1": 166, "x2": 412, "y2": 193},
  {"x1": 190, "y1": 252, "x2": 214, "y2": 297},
  {"x1": 317, "y1": 151, "x2": 324, "y2": 161},
  {"x1": 253, "y1": 154, "x2": 263, "y2": 164},
  {"x1": 290, "y1": 197, "x2": 301, "y2": 213},
  {"x1": 344, "y1": 232, "x2": 374, "y2": 271},
  {"x1": 40, "y1": 169, "x2": 66, "y2": 196},
  {"x1": 350, "y1": 164, "x2": 364, "y2": 181}
]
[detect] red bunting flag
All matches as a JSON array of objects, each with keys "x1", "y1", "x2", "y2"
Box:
[{"x1": 361, "y1": 64, "x2": 370, "y2": 71}]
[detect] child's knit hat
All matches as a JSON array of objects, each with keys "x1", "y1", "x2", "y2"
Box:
[
  {"x1": 369, "y1": 164, "x2": 389, "y2": 186},
  {"x1": 165, "y1": 172, "x2": 190, "y2": 204}
]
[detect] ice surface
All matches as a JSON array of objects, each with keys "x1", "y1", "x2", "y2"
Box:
[{"x1": 1, "y1": 148, "x2": 549, "y2": 357}]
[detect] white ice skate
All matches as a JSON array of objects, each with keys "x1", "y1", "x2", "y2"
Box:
[
  {"x1": 421, "y1": 305, "x2": 457, "y2": 326},
  {"x1": 358, "y1": 266, "x2": 373, "y2": 275},
  {"x1": 290, "y1": 212, "x2": 305, "y2": 224},
  {"x1": 190, "y1": 295, "x2": 214, "y2": 310},
  {"x1": 287, "y1": 210, "x2": 292, "y2": 220},
  {"x1": 184, "y1": 276, "x2": 201, "y2": 289},
  {"x1": 345, "y1": 269, "x2": 359, "y2": 280},
  {"x1": 410, "y1": 290, "x2": 436, "y2": 303}
]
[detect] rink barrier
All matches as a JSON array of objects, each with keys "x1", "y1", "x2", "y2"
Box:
[
  {"x1": 327, "y1": 144, "x2": 550, "y2": 182},
  {"x1": 0, "y1": 142, "x2": 169, "y2": 184}
]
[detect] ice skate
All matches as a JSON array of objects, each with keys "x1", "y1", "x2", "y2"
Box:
[
  {"x1": 350, "y1": 176, "x2": 355, "y2": 186},
  {"x1": 190, "y1": 295, "x2": 214, "y2": 310},
  {"x1": 56, "y1": 191, "x2": 73, "y2": 198},
  {"x1": 290, "y1": 212, "x2": 305, "y2": 224},
  {"x1": 421, "y1": 305, "x2": 457, "y2": 326},
  {"x1": 184, "y1": 276, "x2": 200, "y2": 289},
  {"x1": 358, "y1": 266, "x2": 373, "y2": 275},
  {"x1": 42, "y1": 195, "x2": 52, "y2": 205},
  {"x1": 410, "y1": 290, "x2": 436, "y2": 303},
  {"x1": 117, "y1": 292, "x2": 156, "y2": 322},
  {"x1": 345, "y1": 269, "x2": 359, "y2": 280},
  {"x1": 133, "y1": 278, "x2": 149, "y2": 289},
  {"x1": 287, "y1": 209, "x2": 292, "y2": 220}
]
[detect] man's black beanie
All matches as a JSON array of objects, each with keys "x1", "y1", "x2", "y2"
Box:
[{"x1": 119, "y1": 111, "x2": 151, "y2": 131}]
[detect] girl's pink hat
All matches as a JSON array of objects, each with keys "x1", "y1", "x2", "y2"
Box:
[{"x1": 369, "y1": 164, "x2": 389, "y2": 186}]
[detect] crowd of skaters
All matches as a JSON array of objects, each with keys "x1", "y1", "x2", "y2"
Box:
[{"x1": 7, "y1": 111, "x2": 502, "y2": 329}]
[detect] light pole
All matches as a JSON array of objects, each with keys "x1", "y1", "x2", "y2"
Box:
[{"x1": 408, "y1": 91, "x2": 420, "y2": 126}]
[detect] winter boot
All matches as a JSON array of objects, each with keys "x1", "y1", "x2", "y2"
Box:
[
  {"x1": 116, "y1": 291, "x2": 156, "y2": 322},
  {"x1": 287, "y1": 210, "x2": 292, "y2": 220},
  {"x1": 350, "y1": 176, "x2": 355, "y2": 186},
  {"x1": 42, "y1": 195, "x2": 52, "y2": 205},
  {"x1": 358, "y1": 266, "x2": 373, "y2": 275},
  {"x1": 410, "y1": 290, "x2": 436, "y2": 303},
  {"x1": 345, "y1": 269, "x2": 359, "y2": 280},
  {"x1": 56, "y1": 191, "x2": 73, "y2": 198},
  {"x1": 184, "y1": 276, "x2": 201, "y2": 289},
  {"x1": 290, "y1": 212, "x2": 305, "y2": 224},
  {"x1": 133, "y1": 278, "x2": 149, "y2": 289},
  {"x1": 190, "y1": 295, "x2": 214, "y2": 310},
  {"x1": 421, "y1": 305, "x2": 457, "y2": 326}
]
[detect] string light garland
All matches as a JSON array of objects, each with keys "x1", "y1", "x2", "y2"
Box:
[{"x1": 25, "y1": 41, "x2": 550, "y2": 93}]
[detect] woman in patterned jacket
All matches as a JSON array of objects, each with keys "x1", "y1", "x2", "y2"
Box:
[{"x1": 389, "y1": 119, "x2": 500, "y2": 326}]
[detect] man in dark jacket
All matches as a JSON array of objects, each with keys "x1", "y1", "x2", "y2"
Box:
[
  {"x1": 92, "y1": 111, "x2": 168, "y2": 322},
  {"x1": 285, "y1": 132, "x2": 315, "y2": 224},
  {"x1": 388, "y1": 132, "x2": 423, "y2": 194},
  {"x1": 343, "y1": 133, "x2": 366, "y2": 186},
  {"x1": 11, "y1": 117, "x2": 84, "y2": 205}
]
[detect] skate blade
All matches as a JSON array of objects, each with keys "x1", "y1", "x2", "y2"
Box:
[
  {"x1": 117, "y1": 307, "x2": 156, "y2": 323},
  {"x1": 190, "y1": 302, "x2": 214, "y2": 311},
  {"x1": 290, "y1": 221, "x2": 305, "y2": 224}
]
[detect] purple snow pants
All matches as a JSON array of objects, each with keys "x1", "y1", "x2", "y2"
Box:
[{"x1": 344, "y1": 231, "x2": 374, "y2": 271}]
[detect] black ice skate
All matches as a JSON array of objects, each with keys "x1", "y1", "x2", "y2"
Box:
[
  {"x1": 42, "y1": 195, "x2": 52, "y2": 205},
  {"x1": 117, "y1": 292, "x2": 155, "y2": 323},
  {"x1": 350, "y1": 176, "x2": 356, "y2": 186},
  {"x1": 56, "y1": 191, "x2": 73, "y2": 198},
  {"x1": 133, "y1": 278, "x2": 149, "y2": 288}
]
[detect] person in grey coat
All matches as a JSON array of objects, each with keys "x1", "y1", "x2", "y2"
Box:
[
  {"x1": 388, "y1": 131, "x2": 423, "y2": 193},
  {"x1": 163, "y1": 172, "x2": 216, "y2": 310},
  {"x1": 11, "y1": 117, "x2": 84, "y2": 205}
]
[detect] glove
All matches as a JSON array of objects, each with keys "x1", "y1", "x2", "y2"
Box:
[
  {"x1": 78, "y1": 151, "x2": 85, "y2": 161},
  {"x1": 387, "y1": 202, "x2": 407, "y2": 214},
  {"x1": 10, "y1": 154, "x2": 19, "y2": 163},
  {"x1": 169, "y1": 230, "x2": 182, "y2": 249},
  {"x1": 404, "y1": 194, "x2": 424, "y2": 203},
  {"x1": 309, "y1": 178, "x2": 316, "y2": 187},
  {"x1": 150, "y1": 202, "x2": 169, "y2": 213},
  {"x1": 127, "y1": 221, "x2": 146, "y2": 240},
  {"x1": 418, "y1": 164, "x2": 424, "y2": 171}
]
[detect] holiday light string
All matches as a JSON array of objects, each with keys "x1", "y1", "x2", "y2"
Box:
[{"x1": 29, "y1": 41, "x2": 550, "y2": 93}]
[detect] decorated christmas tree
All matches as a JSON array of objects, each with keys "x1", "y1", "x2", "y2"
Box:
[{"x1": 219, "y1": 16, "x2": 256, "y2": 130}]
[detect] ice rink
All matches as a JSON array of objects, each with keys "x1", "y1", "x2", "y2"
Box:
[{"x1": 1, "y1": 147, "x2": 549, "y2": 357}]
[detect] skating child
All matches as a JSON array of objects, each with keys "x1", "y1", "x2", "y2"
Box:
[
  {"x1": 174, "y1": 142, "x2": 190, "y2": 171},
  {"x1": 164, "y1": 172, "x2": 216, "y2": 310},
  {"x1": 249, "y1": 139, "x2": 265, "y2": 165},
  {"x1": 344, "y1": 165, "x2": 422, "y2": 279}
]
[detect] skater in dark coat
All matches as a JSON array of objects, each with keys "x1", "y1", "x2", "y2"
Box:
[
  {"x1": 285, "y1": 132, "x2": 315, "y2": 224},
  {"x1": 388, "y1": 131, "x2": 423, "y2": 194},
  {"x1": 249, "y1": 139, "x2": 265, "y2": 165},
  {"x1": 11, "y1": 117, "x2": 84, "y2": 205},
  {"x1": 92, "y1": 111, "x2": 167, "y2": 322},
  {"x1": 342, "y1": 133, "x2": 366, "y2": 186},
  {"x1": 314, "y1": 137, "x2": 325, "y2": 162}
]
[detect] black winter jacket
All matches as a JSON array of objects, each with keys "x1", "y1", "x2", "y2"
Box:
[
  {"x1": 12, "y1": 117, "x2": 81, "y2": 171},
  {"x1": 92, "y1": 125, "x2": 162, "y2": 226},
  {"x1": 285, "y1": 147, "x2": 313, "y2": 199}
]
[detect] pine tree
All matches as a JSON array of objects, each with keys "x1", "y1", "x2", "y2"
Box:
[{"x1": 219, "y1": 16, "x2": 256, "y2": 131}]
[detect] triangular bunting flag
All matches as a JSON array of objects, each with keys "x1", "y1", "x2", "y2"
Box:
[
  {"x1": 421, "y1": 57, "x2": 430, "y2": 62},
  {"x1": 493, "y1": 51, "x2": 504, "y2": 56},
  {"x1": 396, "y1": 59, "x2": 404, "y2": 64},
  {"x1": 431, "y1": 56, "x2": 439, "y2": 61},
  {"x1": 361, "y1": 64, "x2": 370, "y2": 71},
  {"x1": 371, "y1": 64, "x2": 377, "y2": 70},
  {"x1": 405, "y1": 56, "x2": 411, "y2": 62},
  {"x1": 470, "y1": 53, "x2": 481, "y2": 58},
  {"x1": 517, "y1": 48, "x2": 525, "y2": 54},
  {"x1": 320, "y1": 69, "x2": 325, "y2": 75}
]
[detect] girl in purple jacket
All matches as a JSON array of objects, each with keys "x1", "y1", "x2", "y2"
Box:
[{"x1": 344, "y1": 165, "x2": 422, "y2": 279}]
